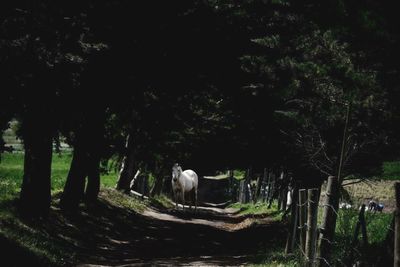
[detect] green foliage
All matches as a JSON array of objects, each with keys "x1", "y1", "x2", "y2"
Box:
[{"x1": 233, "y1": 169, "x2": 246, "y2": 179}]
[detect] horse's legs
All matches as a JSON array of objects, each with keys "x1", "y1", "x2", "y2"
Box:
[
  {"x1": 181, "y1": 190, "x2": 185, "y2": 211},
  {"x1": 174, "y1": 190, "x2": 178, "y2": 210},
  {"x1": 189, "y1": 190, "x2": 192, "y2": 210},
  {"x1": 194, "y1": 187, "x2": 198, "y2": 212}
]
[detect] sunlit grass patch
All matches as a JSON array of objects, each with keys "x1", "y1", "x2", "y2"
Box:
[
  {"x1": 149, "y1": 194, "x2": 175, "y2": 209},
  {"x1": 228, "y1": 201, "x2": 283, "y2": 221},
  {"x1": 100, "y1": 188, "x2": 147, "y2": 213},
  {"x1": 0, "y1": 152, "x2": 118, "y2": 201},
  {"x1": 251, "y1": 248, "x2": 299, "y2": 267}
]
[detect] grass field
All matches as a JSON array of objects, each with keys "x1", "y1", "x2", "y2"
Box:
[
  {"x1": 382, "y1": 161, "x2": 400, "y2": 180},
  {"x1": 0, "y1": 152, "x2": 116, "y2": 203},
  {"x1": 0, "y1": 152, "x2": 120, "y2": 266}
]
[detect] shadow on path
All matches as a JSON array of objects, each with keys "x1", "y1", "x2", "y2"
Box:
[{"x1": 4, "y1": 190, "x2": 285, "y2": 266}]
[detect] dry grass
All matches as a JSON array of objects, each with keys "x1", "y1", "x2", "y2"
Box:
[
  {"x1": 343, "y1": 180, "x2": 397, "y2": 211},
  {"x1": 320, "y1": 179, "x2": 397, "y2": 212}
]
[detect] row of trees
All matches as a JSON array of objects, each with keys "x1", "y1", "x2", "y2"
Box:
[{"x1": 1, "y1": 0, "x2": 399, "y2": 254}]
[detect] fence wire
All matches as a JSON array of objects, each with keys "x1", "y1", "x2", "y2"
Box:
[{"x1": 294, "y1": 190, "x2": 385, "y2": 267}]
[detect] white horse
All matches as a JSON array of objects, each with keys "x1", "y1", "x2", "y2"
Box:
[{"x1": 171, "y1": 163, "x2": 198, "y2": 211}]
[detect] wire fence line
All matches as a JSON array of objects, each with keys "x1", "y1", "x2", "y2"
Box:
[{"x1": 295, "y1": 188, "x2": 375, "y2": 267}]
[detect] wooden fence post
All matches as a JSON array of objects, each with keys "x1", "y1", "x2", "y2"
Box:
[
  {"x1": 282, "y1": 186, "x2": 288, "y2": 211},
  {"x1": 229, "y1": 170, "x2": 236, "y2": 202},
  {"x1": 360, "y1": 205, "x2": 368, "y2": 246},
  {"x1": 265, "y1": 169, "x2": 271, "y2": 202},
  {"x1": 299, "y1": 189, "x2": 307, "y2": 255},
  {"x1": 245, "y1": 168, "x2": 251, "y2": 203},
  {"x1": 305, "y1": 188, "x2": 319, "y2": 267},
  {"x1": 247, "y1": 183, "x2": 252, "y2": 203},
  {"x1": 318, "y1": 176, "x2": 340, "y2": 267},
  {"x1": 239, "y1": 180, "x2": 245, "y2": 203},
  {"x1": 268, "y1": 174, "x2": 275, "y2": 208},
  {"x1": 285, "y1": 187, "x2": 299, "y2": 254},
  {"x1": 395, "y1": 182, "x2": 400, "y2": 267}
]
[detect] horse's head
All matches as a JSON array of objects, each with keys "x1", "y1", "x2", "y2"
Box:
[{"x1": 172, "y1": 163, "x2": 182, "y2": 183}]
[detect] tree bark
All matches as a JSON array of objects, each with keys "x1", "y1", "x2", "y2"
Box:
[
  {"x1": 60, "y1": 139, "x2": 88, "y2": 212},
  {"x1": 19, "y1": 119, "x2": 53, "y2": 218},
  {"x1": 85, "y1": 153, "x2": 100, "y2": 202},
  {"x1": 116, "y1": 134, "x2": 136, "y2": 192}
]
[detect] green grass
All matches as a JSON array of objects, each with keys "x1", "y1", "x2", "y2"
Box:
[
  {"x1": 0, "y1": 188, "x2": 149, "y2": 266},
  {"x1": 0, "y1": 152, "x2": 122, "y2": 266},
  {"x1": 101, "y1": 187, "x2": 147, "y2": 212},
  {"x1": 382, "y1": 161, "x2": 400, "y2": 180},
  {"x1": 0, "y1": 152, "x2": 117, "y2": 201},
  {"x1": 0, "y1": 209, "x2": 75, "y2": 266},
  {"x1": 228, "y1": 201, "x2": 283, "y2": 221},
  {"x1": 149, "y1": 194, "x2": 175, "y2": 209},
  {"x1": 251, "y1": 250, "x2": 299, "y2": 267},
  {"x1": 331, "y1": 208, "x2": 392, "y2": 264}
]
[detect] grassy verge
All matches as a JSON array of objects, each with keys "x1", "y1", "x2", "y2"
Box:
[
  {"x1": 330, "y1": 208, "x2": 392, "y2": 265},
  {"x1": 149, "y1": 194, "x2": 175, "y2": 209},
  {"x1": 228, "y1": 202, "x2": 283, "y2": 222},
  {"x1": 0, "y1": 153, "x2": 116, "y2": 200},
  {"x1": 382, "y1": 161, "x2": 400, "y2": 180},
  {"x1": 0, "y1": 152, "x2": 144, "y2": 266},
  {"x1": 227, "y1": 202, "x2": 298, "y2": 266},
  {"x1": 251, "y1": 250, "x2": 299, "y2": 267}
]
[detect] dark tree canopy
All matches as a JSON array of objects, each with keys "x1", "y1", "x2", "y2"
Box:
[{"x1": 1, "y1": 0, "x2": 399, "y2": 216}]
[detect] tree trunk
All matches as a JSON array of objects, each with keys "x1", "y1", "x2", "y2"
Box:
[
  {"x1": 60, "y1": 139, "x2": 88, "y2": 212},
  {"x1": 19, "y1": 120, "x2": 53, "y2": 218},
  {"x1": 116, "y1": 134, "x2": 135, "y2": 192},
  {"x1": 85, "y1": 153, "x2": 100, "y2": 202},
  {"x1": 318, "y1": 176, "x2": 340, "y2": 267}
]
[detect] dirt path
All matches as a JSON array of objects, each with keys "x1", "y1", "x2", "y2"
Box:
[{"x1": 75, "y1": 202, "x2": 285, "y2": 267}]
